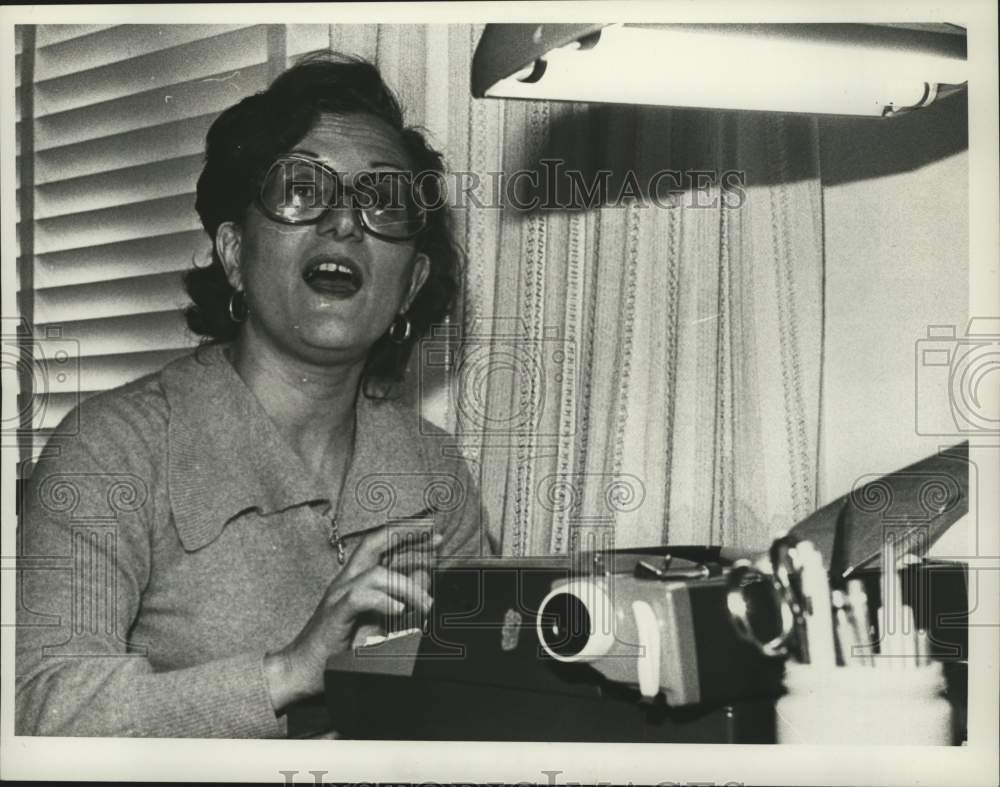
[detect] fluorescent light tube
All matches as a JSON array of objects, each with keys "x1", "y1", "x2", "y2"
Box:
[{"x1": 476, "y1": 24, "x2": 967, "y2": 117}]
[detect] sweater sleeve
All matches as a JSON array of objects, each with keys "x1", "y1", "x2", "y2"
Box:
[
  {"x1": 437, "y1": 452, "x2": 498, "y2": 558},
  {"x1": 15, "y1": 404, "x2": 284, "y2": 739}
]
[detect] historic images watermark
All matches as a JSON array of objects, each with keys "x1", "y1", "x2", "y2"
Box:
[
  {"x1": 15, "y1": 471, "x2": 151, "y2": 658},
  {"x1": 914, "y1": 317, "x2": 999, "y2": 437},
  {"x1": 418, "y1": 317, "x2": 576, "y2": 448},
  {"x1": 269, "y1": 159, "x2": 748, "y2": 214},
  {"x1": 1, "y1": 316, "x2": 80, "y2": 450},
  {"x1": 428, "y1": 162, "x2": 748, "y2": 212}
]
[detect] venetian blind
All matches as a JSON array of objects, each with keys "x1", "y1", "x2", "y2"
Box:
[{"x1": 16, "y1": 24, "x2": 296, "y2": 461}]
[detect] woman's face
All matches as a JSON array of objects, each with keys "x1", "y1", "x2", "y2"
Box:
[{"x1": 217, "y1": 111, "x2": 429, "y2": 367}]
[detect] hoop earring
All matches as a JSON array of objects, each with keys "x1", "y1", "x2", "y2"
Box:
[
  {"x1": 388, "y1": 314, "x2": 411, "y2": 344},
  {"x1": 228, "y1": 289, "x2": 248, "y2": 323}
]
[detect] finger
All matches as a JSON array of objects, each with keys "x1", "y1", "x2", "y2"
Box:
[
  {"x1": 409, "y1": 568, "x2": 432, "y2": 594},
  {"x1": 325, "y1": 563, "x2": 434, "y2": 612},
  {"x1": 335, "y1": 586, "x2": 409, "y2": 622},
  {"x1": 383, "y1": 542, "x2": 440, "y2": 574},
  {"x1": 358, "y1": 565, "x2": 434, "y2": 613},
  {"x1": 342, "y1": 526, "x2": 441, "y2": 577},
  {"x1": 379, "y1": 525, "x2": 438, "y2": 554},
  {"x1": 381, "y1": 529, "x2": 443, "y2": 564},
  {"x1": 338, "y1": 524, "x2": 399, "y2": 579},
  {"x1": 334, "y1": 576, "x2": 432, "y2": 628}
]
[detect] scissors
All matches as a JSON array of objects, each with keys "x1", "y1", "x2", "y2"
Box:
[{"x1": 725, "y1": 534, "x2": 810, "y2": 661}]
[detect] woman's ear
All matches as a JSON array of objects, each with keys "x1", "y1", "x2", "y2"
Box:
[
  {"x1": 402, "y1": 253, "x2": 431, "y2": 313},
  {"x1": 215, "y1": 221, "x2": 244, "y2": 289}
]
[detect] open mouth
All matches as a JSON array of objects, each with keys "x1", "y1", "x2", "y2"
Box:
[{"x1": 302, "y1": 255, "x2": 364, "y2": 298}]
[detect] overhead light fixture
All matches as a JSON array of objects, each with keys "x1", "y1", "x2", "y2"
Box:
[{"x1": 471, "y1": 23, "x2": 967, "y2": 117}]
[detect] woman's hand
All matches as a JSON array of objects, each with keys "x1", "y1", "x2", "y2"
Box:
[{"x1": 263, "y1": 524, "x2": 441, "y2": 712}]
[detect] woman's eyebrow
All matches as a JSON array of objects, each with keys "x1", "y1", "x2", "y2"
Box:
[
  {"x1": 368, "y1": 159, "x2": 407, "y2": 171},
  {"x1": 287, "y1": 150, "x2": 405, "y2": 172}
]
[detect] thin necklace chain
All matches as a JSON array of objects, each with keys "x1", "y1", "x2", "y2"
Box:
[
  {"x1": 326, "y1": 418, "x2": 356, "y2": 566},
  {"x1": 328, "y1": 513, "x2": 346, "y2": 564}
]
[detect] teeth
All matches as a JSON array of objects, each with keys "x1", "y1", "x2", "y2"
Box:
[{"x1": 312, "y1": 262, "x2": 355, "y2": 276}]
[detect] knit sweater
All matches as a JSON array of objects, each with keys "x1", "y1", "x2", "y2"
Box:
[{"x1": 15, "y1": 343, "x2": 492, "y2": 738}]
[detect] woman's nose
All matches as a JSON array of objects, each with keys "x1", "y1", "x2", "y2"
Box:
[{"x1": 316, "y1": 201, "x2": 364, "y2": 241}]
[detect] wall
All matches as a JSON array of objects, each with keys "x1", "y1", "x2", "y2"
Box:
[{"x1": 817, "y1": 92, "x2": 969, "y2": 505}]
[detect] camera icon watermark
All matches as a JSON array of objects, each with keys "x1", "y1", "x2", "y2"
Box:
[
  {"x1": 19, "y1": 471, "x2": 150, "y2": 657},
  {"x1": 419, "y1": 316, "x2": 576, "y2": 445},
  {"x1": 915, "y1": 317, "x2": 999, "y2": 436},
  {"x1": 2, "y1": 317, "x2": 80, "y2": 449}
]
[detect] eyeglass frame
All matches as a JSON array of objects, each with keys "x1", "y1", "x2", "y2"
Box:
[{"x1": 255, "y1": 153, "x2": 429, "y2": 243}]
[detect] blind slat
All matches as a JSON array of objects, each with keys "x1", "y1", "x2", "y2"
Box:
[
  {"x1": 35, "y1": 347, "x2": 195, "y2": 395},
  {"x1": 35, "y1": 26, "x2": 270, "y2": 118},
  {"x1": 34, "y1": 62, "x2": 270, "y2": 150},
  {"x1": 31, "y1": 390, "x2": 96, "y2": 431},
  {"x1": 35, "y1": 25, "x2": 116, "y2": 49},
  {"x1": 35, "y1": 194, "x2": 199, "y2": 256},
  {"x1": 29, "y1": 431, "x2": 55, "y2": 461},
  {"x1": 34, "y1": 270, "x2": 189, "y2": 324},
  {"x1": 33, "y1": 230, "x2": 208, "y2": 289},
  {"x1": 34, "y1": 24, "x2": 255, "y2": 82},
  {"x1": 35, "y1": 154, "x2": 204, "y2": 220},
  {"x1": 34, "y1": 310, "x2": 196, "y2": 358},
  {"x1": 36, "y1": 113, "x2": 214, "y2": 183},
  {"x1": 18, "y1": 24, "x2": 277, "y2": 447}
]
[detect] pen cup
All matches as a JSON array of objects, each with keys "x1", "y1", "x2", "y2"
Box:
[{"x1": 776, "y1": 661, "x2": 951, "y2": 744}]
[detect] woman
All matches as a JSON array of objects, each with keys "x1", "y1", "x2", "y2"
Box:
[{"x1": 16, "y1": 54, "x2": 491, "y2": 738}]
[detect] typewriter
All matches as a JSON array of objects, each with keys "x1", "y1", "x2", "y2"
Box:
[{"x1": 288, "y1": 444, "x2": 970, "y2": 743}]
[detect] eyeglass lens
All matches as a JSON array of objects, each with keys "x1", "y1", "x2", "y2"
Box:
[{"x1": 260, "y1": 157, "x2": 425, "y2": 239}]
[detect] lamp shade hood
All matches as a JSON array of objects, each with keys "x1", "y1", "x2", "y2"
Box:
[{"x1": 471, "y1": 23, "x2": 606, "y2": 98}]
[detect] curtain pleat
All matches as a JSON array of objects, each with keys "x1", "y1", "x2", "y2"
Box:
[{"x1": 435, "y1": 84, "x2": 825, "y2": 552}]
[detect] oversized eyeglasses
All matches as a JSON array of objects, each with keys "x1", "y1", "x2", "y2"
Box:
[{"x1": 257, "y1": 155, "x2": 428, "y2": 242}]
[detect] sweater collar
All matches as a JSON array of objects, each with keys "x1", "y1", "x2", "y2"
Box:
[{"x1": 163, "y1": 343, "x2": 435, "y2": 552}]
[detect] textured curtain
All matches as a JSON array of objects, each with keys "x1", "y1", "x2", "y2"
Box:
[{"x1": 295, "y1": 24, "x2": 825, "y2": 555}]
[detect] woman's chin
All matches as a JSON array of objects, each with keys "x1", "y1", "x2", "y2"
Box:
[{"x1": 291, "y1": 327, "x2": 375, "y2": 363}]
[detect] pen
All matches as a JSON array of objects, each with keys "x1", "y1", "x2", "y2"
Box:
[
  {"x1": 832, "y1": 589, "x2": 858, "y2": 667},
  {"x1": 846, "y1": 578, "x2": 873, "y2": 666},
  {"x1": 796, "y1": 541, "x2": 837, "y2": 668},
  {"x1": 881, "y1": 539, "x2": 909, "y2": 670}
]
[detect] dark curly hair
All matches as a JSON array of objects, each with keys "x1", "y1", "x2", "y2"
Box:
[{"x1": 185, "y1": 52, "x2": 461, "y2": 395}]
